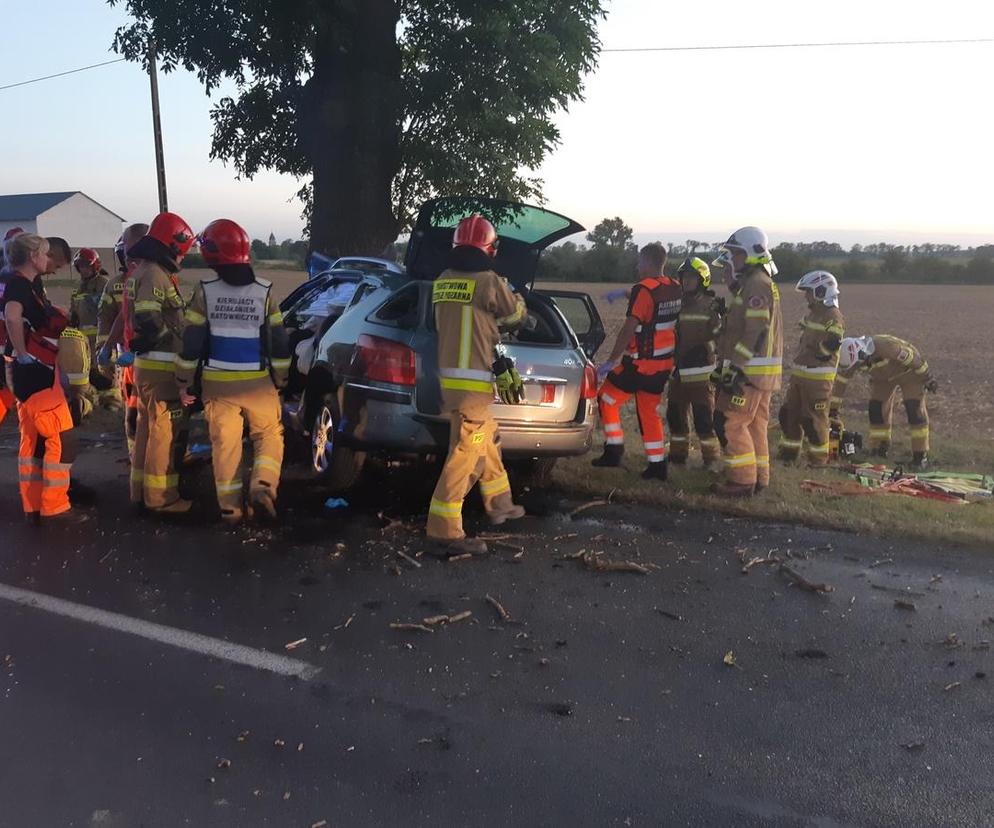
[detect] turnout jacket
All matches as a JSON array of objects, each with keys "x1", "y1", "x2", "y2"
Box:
[
  {"x1": 70, "y1": 273, "x2": 108, "y2": 348},
  {"x1": 129, "y1": 260, "x2": 186, "y2": 379},
  {"x1": 791, "y1": 303, "x2": 845, "y2": 395},
  {"x1": 176, "y1": 269, "x2": 291, "y2": 396},
  {"x1": 433, "y1": 253, "x2": 525, "y2": 401},
  {"x1": 57, "y1": 326, "x2": 93, "y2": 424},
  {"x1": 718, "y1": 265, "x2": 784, "y2": 392},
  {"x1": 675, "y1": 290, "x2": 723, "y2": 384},
  {"x1": 97, "y1": 268, "x2": 129, "y2": 345},
  {"x1": 833, "y1": 334, "x2": 930, "y2": 406}
]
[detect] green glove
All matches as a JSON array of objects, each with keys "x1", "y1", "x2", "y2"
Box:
[{"x1": 492, "y1": 355, "x2": 524, "y2": 405}]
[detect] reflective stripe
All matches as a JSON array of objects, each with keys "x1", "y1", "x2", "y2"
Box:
[
  {"x1": 724, "y1": 452, "x2": 756, "y2": 468},
  {"x1": 66, "y1": 373, "x2": 89, "y2": 386},
  {"x1": 680, "y1": 314, "x2": 711, "y2": 322},
  {"x1": 601, "y1": 393, "x2": 617, "y2": 406},
  {"x1": 440, "y1": 367, "x2": 492, "y2": 382},
  {"x1": 135, "y1": 357, "x2": 175, "y2": 372},
  {"x1": 779, "y1": 438, "x2": 803, "y2": 448},
  {"x1": 643, "y1": 441, "x2": 665, "y2": 450},
  {"x1": 808, "y1": 443, "x2": 830, "y2": 455},
  {"x1": 175, "y1": 358, "x2": 199, "y2": 372},
  {"x1": 869, "y1": 428, "x2": 891, "y2": 438},
  {"x1": 829, "y1": 396, "x2": 843, "y2": 405},
  {"x1": 253, "y1": 456, "x2": 282, "y2": 474},
  {"x1": 646, "y1": 455, "x2": 665, "y2": 463},
  {"x1": 480, "y1": 474, "x2": 511, "y2": 497},
  {"x1": 679, "y1": 365, "x2": 716, "y2": 377},
  {"x1": 458, "y1": 305, "x2": 473, "y2": 370},
  {"x1": 216, "y1": 480, "x2": 243, "y2": 494},
  {"x1": 669, "y1": 435, "x2": 689, "y2": 443},
  {"x1": 603, "y1": 422, "x2": 622, "y2": 433},
  {"x1": 655, "y1": 321, "x2": 676, "y2": 331},
  {"x1": 268, "y1": 311, "x2": 284, "y2": 325},
  {"x1": 133, "y1": 300, "x2": 161, "y2": 312},
  {"x1": 139, "y1": 350, "x2": 177, "y2": 362},
  {"x1": 185, "y1": 309, "x2": 207, "y2": 324},
  {"x1": 429, "y1": 498, "x2": 462, "y2": 519},
  {"x1": 734, "y1": 343, "x2": 754, "y2": 359},
  {"x1": 834, "y1": 375, "x2": 849, "y2": 385},
  {"x1": 19, "y1": 473, "x2": 43, "y2": 482},
  {"x1": 910, "y1": 426, "x2": 929, "y2": 438},
  {"x1": 745, "y1": 309, "x2": 770, "y2": 319},
  {"x1": 792, "y1": 367, "x2": 837, "y2": 382},
  {"x1": 202, "y1": 369, "x2": 270, "y2": 382},
  {"x1": 440, "y1": 377, "x2": 493, "y2": 394},
  {"x1": 914, "y1": 363, "x2": 929, "y2": 375},
  {"x1": 143, "y1": 473, "x2": 179, "y2": 490},
  {"x1": 270, "y1": 358, "x2": 291, "y2": 370},
  {"x1": 605, "y1": 436, "x2": 625, "y2": 445},
  {"x1": 43, "y1": 461, "x2": 72, "y2": 472},
  {"x1": 652, "y1": 347, "x2": 675, "y2": 357},
  {"x1": 130, "y1": 469, "x2": 145, "y2": 482},
  {"x1": 496, "y1": 302, "x2": 525, "y2": 329},
  {"x1": 756, "y1": 455, "x2": 770, "y2": 467}
]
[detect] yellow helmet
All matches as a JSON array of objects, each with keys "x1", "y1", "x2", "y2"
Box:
[{"x1": 678, "y1": 256, "x2": 711, "y2": 290}]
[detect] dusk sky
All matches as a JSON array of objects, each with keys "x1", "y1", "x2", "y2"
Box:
[{"x1": 1, "y1": 0, "x2": 992, "y2": 247}]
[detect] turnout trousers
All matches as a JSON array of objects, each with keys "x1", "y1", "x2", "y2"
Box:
[
  {"x1": 427, "y1": 391, "x2": 515, "y2": 541},
  {"x1": 869, "y1": 377, "x2": 929, "y2": 454},
  {"x1": 665, "y1": 374, "x2": 720, "y2": 465},
  {"x1": 203, "y1": 385, "x2": 284, "y2": 520},
  {"x1": 17, "y1": 385, "x2": 76, "y2": 517},
  {"x1": 133, "y1": 371, "x2": 190, "y2": 509},
  {"x1": 598, "y1": 362, "x2": 670, "y2": 464},
  {"x1": 778, "y1": 376, "x2": 832, "y2": 465},
  {"x1": 715, "y1": 387, "x2": 772, "y2": 488}
]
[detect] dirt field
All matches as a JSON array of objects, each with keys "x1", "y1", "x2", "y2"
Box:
[{"x1": 537, "y1": 281, "x2": 994, "y2": 447}]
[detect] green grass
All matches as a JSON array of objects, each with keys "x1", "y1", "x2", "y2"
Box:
[{"x1": 554, "y1": 418, "x2": 994, "y2": 548}]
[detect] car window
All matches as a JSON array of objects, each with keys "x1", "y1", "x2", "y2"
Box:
[
  {"x1": 368, "y1": 283, "x2": 420, "y2": 329},
  {"x1": 430, "y1": 202, "x2": 574, "y2": 244}
]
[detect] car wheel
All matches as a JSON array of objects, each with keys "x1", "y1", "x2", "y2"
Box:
[{"x1": 310, "y1": 393, "x2": 365, "y2": 492}]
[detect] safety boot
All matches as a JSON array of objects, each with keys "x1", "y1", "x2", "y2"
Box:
[
  {"x1": 591, "y1": 444, "x2": 624, "y2": 467},
  {"x1": 249, "y1": 489, "x2": 278, "y2": 522},
  {"x1": 44, "y1": 510, "x2": 90, "y2": 527},
  {"x1": 428, "y1": 537, "x2": 489, "y2": 557},
  {"x1": 641, "y1": 459, "x2": 668, "y2": 481},
  {"x1": 710, "y1": 481, "x2": 756, "y2": 498},
  {"x1": 150, "y1": 498, "x2": 193, "y2": 515},
  {"x1": 489, "y1": 504, "x2": 526, "y2": 525},
  {"x1": 911, "y1": 452, "x2": 930, "y2": 471}
]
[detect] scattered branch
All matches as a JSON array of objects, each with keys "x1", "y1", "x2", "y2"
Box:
[
  {"x1": 486, "y1": 594, "x2": 512, "y2": 622},
  {"x1": 778, "y1": 564, "x2": 834, "y2": 593}
]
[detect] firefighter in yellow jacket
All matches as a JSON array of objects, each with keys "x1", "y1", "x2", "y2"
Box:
[
  {"x1": 667, "y1": 257, "x2": 723, "y2": 467},
  {"x1": 777, "y1": 270, "x2": 845, "y2": 465},
  {"x1": 711, "y1": 227, "x2": 784, "y2": 497},
  {"x1": 835, "y1": 335, "x2": 936, "y2": 469},
  {"x1": 427, "y1": 215, "x2": 528, "y2": 555},
  {"x1": 176, "y1": 219, "x2": 291, "y2": 526},
  {"x1": 126, "y1": 212, "x2": 196, "y2": 514}
]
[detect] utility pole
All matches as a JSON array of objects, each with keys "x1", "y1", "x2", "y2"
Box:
[{"x1": 147, "y1": 40, "x2": 168, "y2": 213}]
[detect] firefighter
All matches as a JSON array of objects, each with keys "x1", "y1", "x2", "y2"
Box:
[
  {"x1": 70, "y1": 248, "x2": 108, "y2": 355},
  {"x1": 1, "y1": 234, "x2": 85, "y2": 525},
  {"x1": 126, "y1": 212, "x2": 196, "y2": 514},
  {"x1": 593, "y1": 243, "x2": 681, "y2": 479},
  {"x1": 711, "y1": 226, "x2": 784, "y2": 497},
  {"x1": 97, "y1": 224, "x2": 149, "y2": 459},
  {"x1": 777, "y1": 270, "x2": 845, "y2": 466},
  {"x1": 176, "y1": 219, "x2": 291, "y2": 526},
  {"x1": 666, "y1": 257, "x2": 723, "y2": 467},
  {"x1": 835, "y1": 335, "x2": 936, "y2": 468},
  {"x1": 427, "y1": 214, "x2": 528, "y2": 555}
]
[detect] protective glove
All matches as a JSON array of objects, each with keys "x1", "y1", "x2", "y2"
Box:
[
  {"x1": 115, "y1": 350, "x2": 135, "y2": 367},
  {"x1": 492, "y1": 355, "x2": 524, "y2": 405},
  {"x1": 97, "y1": 344, "x2": 113, "y2": 367},
  {"x1": 15, "y1": 353, "x2": 37, "y2": 366},
  {"x1": 596, "y1": 359, "x2": 617, "y2": 381},
  {"x1": 924, "y1": 376, "x2": 938, "y2": 394}
]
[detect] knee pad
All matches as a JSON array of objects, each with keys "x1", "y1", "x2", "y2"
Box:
[
  {"x1": 904, "y1": 398, "x2": 926, "y2": 425},
  {"x1": 692, "y1": 404, "x2": 714, "y2": 436},
  {"x1": 868, "y1": 400, "x2": 885, "y2": 425},
  {"x1": 713, "y1": 410, "x2": 727, "y2": 447}
]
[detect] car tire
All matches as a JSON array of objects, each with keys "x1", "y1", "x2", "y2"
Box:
[
  {"x1": 508, "y1": 457, "x2": 558, "y2": 487},
  {"x1": 310, "y1": 392, "x2": 365, "y2": 493}
]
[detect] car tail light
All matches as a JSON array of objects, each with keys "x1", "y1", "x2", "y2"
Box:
[
  {"x1": 357, "y1": 334, "x2": 416, "y2": 386},
  {"x1": 581, "y1": 364, "x2": 598, "y2": 399},
  {"x1": 541, "y1": 384, "x2": 556, "y2": 404}
]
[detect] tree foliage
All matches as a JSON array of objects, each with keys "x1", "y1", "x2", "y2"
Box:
[
  {"x1": 586, "y1": 216, "x2": 634, "y2": 250},
  {"x1": 109, "y1": 0, "x2": 604, "y2": 256}
]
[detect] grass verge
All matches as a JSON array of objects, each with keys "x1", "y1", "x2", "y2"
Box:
[{"x1": 554, "y1": 420, "x2": 994, "y2": 549}]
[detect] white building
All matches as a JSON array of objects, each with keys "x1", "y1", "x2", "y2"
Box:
[{"x1": 0, "y1": 192, "x2": 125, "y2": 249}]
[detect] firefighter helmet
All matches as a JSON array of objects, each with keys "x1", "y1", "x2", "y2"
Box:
[
  {"x1": 718, "y1": 226, "x2": 778, "y2": 276},
  {"x1": 796, "y1": 270, "x2": 840, "y2": 307},
  {"x1": 198, "y1": 218, "x2": 251, "y2": 266},
  {"x1": 73, "y1": 247, "x2": 101, "y2": 274},
  {"x1": 453, "y1": 214, "x2": 498, "y2": 256},
  {"x1": 147, "y1": 211, "x2": 196, "y2": 263},
  {"x1": 838, "y1": 335, "x2": 874, "y2": 371},
  {"x1": 677, "y1": 256, "x2": 711, "y2": 290}
]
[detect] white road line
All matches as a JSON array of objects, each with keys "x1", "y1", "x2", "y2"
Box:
[{"x1": 0, "y1": 582, "x2": 322, "y2": 681}]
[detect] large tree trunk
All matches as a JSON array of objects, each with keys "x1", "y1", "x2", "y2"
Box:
[{"x1": 301, "y1": 1, "x2": 402, "y2": 257}]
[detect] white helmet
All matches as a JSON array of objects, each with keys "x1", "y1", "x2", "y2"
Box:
[
  {"x1": 838, "y1": 336, "x2": 875, "y2": 371},
  {"x1": 796, "y1": 270, "x2": 840, "y2": 307},
  {"x1": 716, "y1": 226, "x2": 778, "y2": 277}
]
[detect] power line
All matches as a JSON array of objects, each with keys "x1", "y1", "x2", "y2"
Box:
[
  {"x1": 601, "y1": 37, "x2": 994, "y2": 53},
  {"x1": 0, "y1": 57, "x2": 127, "y2": 92}
]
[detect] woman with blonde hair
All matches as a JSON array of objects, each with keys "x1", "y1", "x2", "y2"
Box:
[{"x1": 1, "y1": 233, "x2": 88, "y2": 525}]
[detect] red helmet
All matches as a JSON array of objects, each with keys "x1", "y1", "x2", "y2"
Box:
[
  {"x1": 4, "y1": 227, "x2": 25, "y2": 241},
  {"x1": 148, "y1": 211, "x2": 196, "y2": 263},
  {"x1": 73, "y1": 247, "x2": 101, "y2": 273},
  {"x1": 453, "y1": 214, "x2": 498, "y2": 257},
  {"x1": 198, "y1": 218, "x2": 251, "y2": 266}
]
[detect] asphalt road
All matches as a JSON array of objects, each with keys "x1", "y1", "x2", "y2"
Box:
[{"x1": 0, "y1": 417, "x2": 992, "y2": 827}]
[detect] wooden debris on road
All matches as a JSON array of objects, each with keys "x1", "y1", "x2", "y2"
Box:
[
  {"x1": 486, "y1": 594, "x2": 513, "y2": 622},
  {"x1": 779, "y1": 564, "x2": 834, "y2": 593},
  {"x1": 568, "y1": 488, "x2": 618, "y2": 518},
  {"x1": 422, "y1": 610, "x2": 473, "y2": 627},
  {"x1": 579, "y1": 551, "x2": 650, "y2": 575},
  {"x1": 396, "y1": 550, "x2": 422, "y2": 569},
  {"x1": 390, "y1": 622, "x2": 435, "y2": 633},
  {"x1": 284, "y1": 638, "x2": 307, "y2": 651}
]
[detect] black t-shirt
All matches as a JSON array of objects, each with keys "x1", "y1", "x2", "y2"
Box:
[{"x1": 1, "y1": 274, "x2": 48, "y2": 339}]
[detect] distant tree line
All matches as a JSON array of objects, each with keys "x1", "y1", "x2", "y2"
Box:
[{"x1": 536, "y1": 218, "x2": 994, "y2": 284}]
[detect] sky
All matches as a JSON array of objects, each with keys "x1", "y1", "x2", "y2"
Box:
[{"x1": 0, "y1": 0, "x2": 992, "y2": 247}]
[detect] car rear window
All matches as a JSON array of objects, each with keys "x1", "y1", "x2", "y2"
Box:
[{"x1": 431, "y1": 203, "x2": 573, "y2": 245}]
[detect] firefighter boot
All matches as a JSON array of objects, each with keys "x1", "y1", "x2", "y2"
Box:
[
  {"x1": 641, "y1": 458, "x2": 669, "y2": 481},
  {"x1": 429, "y1": 537, "x2": 489, "y2": 558},
  {"x1": 911, "y1": 452, "x2": 930, "y2": 471},
  {"x1": 711, "y1": 481, "x2": 756, "y2": 498},
  {"x1": 591, "y1": 444, "x2": 624, "y2": 467},
  {"x1": 489, "y1": 504, "x2": 526, "y2": 525}
]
